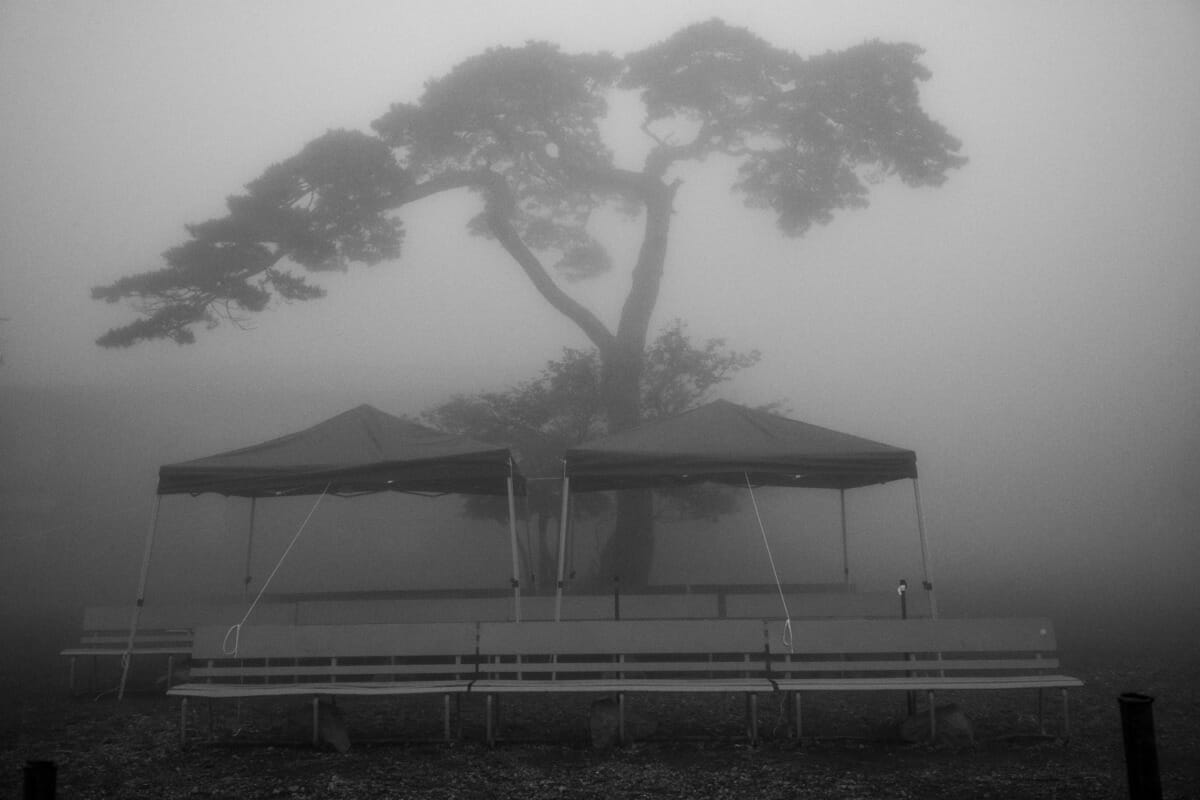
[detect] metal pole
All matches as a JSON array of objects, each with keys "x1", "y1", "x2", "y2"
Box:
[
  {"x1": 242, "y1": 497, "x2": 257, "y2": 600},
  {"x1": 911, "y1": 479, "x2": 938, "y2": 619},
  {"x1": 839, "y1": 489, "x2": 849, "y2": 586},
  {"x1": 1119, "y1": 693, "x2": 1162, "y2": 800},
  {"x1": 506, "y1": 475, "x2": 521, "y2": 622},
  {"x1": 22, "y1": 760, "x2": 56, "y2": 800},
  {"x1": 554, "y1": 477, "x2": 570, "y2": 622},
  {"x1": 119, "y1": 495, "x2": 162, "y2": 700}
]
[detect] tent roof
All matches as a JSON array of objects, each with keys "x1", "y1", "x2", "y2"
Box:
[
  {"x1": 157, "y1": 404, "x2": 521, "y2": 497},
  {"x1": 564, "y1": 400, "x2": 917, "y2": 491}
]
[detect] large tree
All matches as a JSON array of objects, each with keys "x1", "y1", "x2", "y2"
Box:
[
  {"x1": 93, "y1": 19, "x2": 965, "y2": 585},
  {"x1": 423, "y1": 319, "x2": 760, "y2": 589}
]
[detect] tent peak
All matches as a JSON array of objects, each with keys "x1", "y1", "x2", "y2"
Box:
[
  {"x1": 157, "y1": 404, "x2": 522, "y2": 498},
  {"x1": 565, "y1": 399, "x2": 917, "y2": 491}
]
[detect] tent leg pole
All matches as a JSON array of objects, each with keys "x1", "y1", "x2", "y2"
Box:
[
  {"x1": 506, "y1": 476, "x2": 520, "y2": 622},
  {"x1": 554, "y1": 477, "x2": 570, "y2": 622},
  {"x1": 912, "y1": 479, "x2": 938, "y2": 619},
  {"x1": 839, "y1": 489, "x2": 850, "y2": 587},
  {"x1": 242, "y1": 497, "x2": 257, "y2": 601},
  {"x1": 119, "y1": 495, "x2": 162, "y2": 700}
]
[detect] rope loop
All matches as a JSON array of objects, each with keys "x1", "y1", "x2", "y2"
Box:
[
  {"x1": 224, "y1": 482, "x2": 330, "y2": 658},
  {"x1": 745, "y1": 472, "x2": 794, "y2": 653},
  {"x1": 222, "y1": 623, "x2": 241, "y2": 657}
]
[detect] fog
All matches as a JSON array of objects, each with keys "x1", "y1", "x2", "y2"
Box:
[{"x1": 2, "y1": 2, "x2": 1198, "y2": 648}]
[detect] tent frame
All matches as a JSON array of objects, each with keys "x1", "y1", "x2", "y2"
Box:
[
  {"x1": 118, "y1": 406, "x2": 524, "y2": 699},
  {"x1": 550, "y1": 401, "x2": 937, "y2": 622}
]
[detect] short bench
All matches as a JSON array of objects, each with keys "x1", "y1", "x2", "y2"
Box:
[
  {"x1": 60, "y1": 603, "x2": 298, "y2": 694},
  {"x1": 167, "y1": 622, "x2": 481, "y2": 744},
  {"x1": 765, "y1": 617, "x2": 1083, "y2": 740}
]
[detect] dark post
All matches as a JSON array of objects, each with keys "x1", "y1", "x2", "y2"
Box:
[
  {"x1": 23, "y1": 760, "x2": 56, "y2": 800},
  {"x1": 1118, "y1": 693, "x2": 1162, "y2": 800},
  {"x1": 898, "y1": 579, "x2": 914, "y2": 715},
  {"x1": 612, "y1": 576, "x2": 621, "y2": 620}
]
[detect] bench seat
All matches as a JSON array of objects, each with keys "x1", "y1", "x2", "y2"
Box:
[
  {"x1": 167, "y1": 680, "x2": 472, "y2": 698},
  {"x1": 165, "y1": 616, "x2": 1082, "y2": 746}
]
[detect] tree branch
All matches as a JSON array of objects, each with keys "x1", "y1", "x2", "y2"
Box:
[{"x1": 477, "y1": 171, "x2": 616, "y2": 351}]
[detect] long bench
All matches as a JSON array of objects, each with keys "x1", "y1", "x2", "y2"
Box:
[
  {"x1": 167, "y1": 616, "x2": 1081, "y2": 746},
  {"x1": 66, "y1": 587, "x2": 916, "y2": 693}
]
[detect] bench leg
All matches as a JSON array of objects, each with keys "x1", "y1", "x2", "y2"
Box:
[
  {"x1": 618, "y1": 693, "x2": 626, "y2": 747},
  {"x1": 312, "y1": 698, "x2": 320, "y2": 748},
  {"x1": 179, "y1": 698, "x2": 188, "y2": 747},
  {"x1": 1037, "y1": 687, "x2": 1046, "y2": 735},
  {"x1": 1061, "y1": 688, "x2": 1071, "y2": 742},
  {"x1": 927, "y1": 691, "x2": 936, "y2": 741},
  {"x1": 442, "y1": 694, "x2": 451, "y2": 742},
  {"x1": 68, "y1": 656, "x2": 77, "y2": 695},
  {"x1": 455, "y1": 694, "x2": 463, "y2": 740},
  {"x1": 166, "y1": 655, "x2": 175, "y2": 690},
  {"x1": 745, "y1": 693, "x2": 758, "y2": 745},
  {"x1": 486, "y1": 695, "x2": 495, "y2": 746},
  {"x1": 792, "y1": 692, "x2": 803, "y2": 741}
]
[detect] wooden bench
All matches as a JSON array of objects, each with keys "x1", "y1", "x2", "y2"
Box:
[
  {"x1": 764, "y1": 617, "x2": 1083, "y2": 740},
  {"x1": 60, "y1": 602, "x2": 298, "y2": 693},
  {"x1": 473, "y1": 619, "x2": 773, "y2": 744},
  {"x1": 167, "y1": 622, "x2": 481, "y2": 744},
  {"x1": 165, "y1": 616, "x2": 1081, "y2": 746}
]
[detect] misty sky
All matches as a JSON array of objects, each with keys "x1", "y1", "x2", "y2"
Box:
[{"x1": 2, "y1": 2, "x2": 1198, "y2": 618}]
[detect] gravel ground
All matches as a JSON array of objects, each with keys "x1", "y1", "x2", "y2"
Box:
[{"x1": 3, "y1": 626, "x2": 1197, "y2": 799}]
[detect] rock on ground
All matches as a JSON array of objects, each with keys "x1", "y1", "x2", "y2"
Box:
[
  {"x1": 898, "y1": 702, "x2": 974, "y2": 748},
  {"x1": 589, "y1": 696, "x2": 658, "y2": 749}
]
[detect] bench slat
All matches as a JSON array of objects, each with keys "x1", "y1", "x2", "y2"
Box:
[
  {"x1": 772, "y1": 674, "x2": 1083, "y2": 691},
  {"x1": 772, "y1": 657, "x2": 1061, "y2": 673},
  {"x1": 191, "y1": 663, "x2": 476, "y2": 679},
  {"x1": 766, "y1": 618, "x2": 1058, "y2": 654},
  {"x1": 192, "y1": 622, "x2": 479, "y2": 660},
  {"x1": 477, "y1": 619, "x2": 768, "y2": 655},
  {"x1": 168, "y1": 680, "x2": 471, "y2": 698},
  {"x1": 471, "y1": 678, "x2": 776, "y2": 694}
]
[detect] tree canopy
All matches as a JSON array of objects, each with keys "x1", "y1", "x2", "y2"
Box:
[
  {"x1": 94, "y1": 18, "x2": 964, "y2": 361},
  {"x1": 422, "y1": 319, "x2": 761, "y2": 589},
  {"x1": 92, "y1": 18, "x2": 965, "y2": 585}
]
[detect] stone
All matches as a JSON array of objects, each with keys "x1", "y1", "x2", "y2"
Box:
[
  {"x1": 589, "y1": 696, "x2": 658, "y2": 749},
  {"x1": 288, "y1": 698, "x2": 352, "y2": 752},
  {"x1": 898, "y1": 702, "x2": 974, "y2": 748}
]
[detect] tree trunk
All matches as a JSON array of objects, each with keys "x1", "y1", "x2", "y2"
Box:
[
  {"x1": 596, "y1": 341, "x2": 655, "y2": 587},
  {"x1": 590, "y1": 178, "x2": 677, "y2": 590}
]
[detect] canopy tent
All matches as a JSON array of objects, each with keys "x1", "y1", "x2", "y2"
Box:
[
  {"x1": 121, "y1": 404, "x2": 525, "y2": 697},
  {"x1": 565, "y1": 399, "x2": 917, "y2": 491},
  {"x1": 554, "y1": 400, "x2": 934, "y2": 619},
  {"x1": 158, "y1": 403, "x2": 523, "y2": 497}
]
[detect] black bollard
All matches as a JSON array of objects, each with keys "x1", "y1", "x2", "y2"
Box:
[
  {"x1": 23, "y1": 760, "x2": 56, "y2": 800},
  {"x1": 1118, "y1": 693, "x2": 1162, "y2": 800}
]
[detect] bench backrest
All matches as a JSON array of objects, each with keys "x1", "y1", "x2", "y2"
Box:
[
  {"x1": 765, "y1": 617, "x2": 1062, "y2": 676},
  {"x1": 724, "y1": 590, "x2": 930, "y2": 620},
  {"x1": 191, "y1": 622, "x2": 479, "y2": 660},
  {"x1": 80, "y1": 602, "x2": 297, "y2": 633},
  {"x1": 187, "y1": 622, "x2": 482, "y2": 684},
  {"x1": 475, "y1": 619, "x2": 771, "y2": 681},
  {"x1": 478, "y1": 619, "x2": 768, "y2": 655}
]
